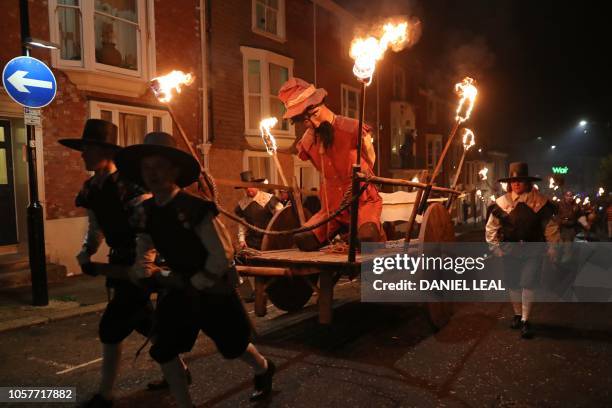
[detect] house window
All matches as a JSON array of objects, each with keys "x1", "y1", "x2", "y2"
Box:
[
  {"x1": 425, "y1": 133, "x2": 442, "y2": 170},
  {"x1": 49, "y1": 0, "x2": 153, "y2": 78},
  {"x1": 89, "y1": 101, "x2": 171, "y2": 146},
  {"x1": 392, "y1": 65, "x2": 406, "y2": 100},
  {"x1": 244, "y1": 150, "x2": 275, "y2": 184},
  {"x1": 241, "y1": 47, "x2": 294, "y2": 139},
  {"x1": 341, "y1": 84, "x2": 359, "y2": 119},
  {"x1": 252, "y1": 0, "x2": 286, "y2": 42}
]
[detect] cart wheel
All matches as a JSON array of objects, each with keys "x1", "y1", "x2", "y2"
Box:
[
  {"x1": 266, "y1": 275, "x2": 318, "y2": 312},
  {"x1": 419, "y1": 203, "x2": 456, "y2": 330}
]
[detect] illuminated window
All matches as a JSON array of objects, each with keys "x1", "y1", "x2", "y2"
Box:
[
  {"x1": 89, "y1": 101, "x2": 171, "y2": 146},
  {"x1": 49, "y1": 0, "x2": 153, "y2": 78},
  {"x1": 252, "y1": 0, "x2": 286, "y2": 42}
]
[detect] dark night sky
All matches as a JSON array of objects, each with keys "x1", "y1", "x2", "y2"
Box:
[{"x1": 336, "y1": 0, "x2": 612, "y2": 162}]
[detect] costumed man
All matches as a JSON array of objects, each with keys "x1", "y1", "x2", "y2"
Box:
[
  {"x1": 486, "y1": 162, "x2": 560, "y2": 339},
  {"x1": 278, "y1": 78, "x2": 383, "y2": 251},
  {"x1": 557, "y1": 190, "x2": 582, "y2": 242},
  {"x1": 116, "y1": 132, "x2": 275, "y2": 407},
  {"x1": 234, "y1": 171, "x2": 283, "y2": 250},
  {"x1": 59, "y1": 120, "x2": 187, "y2": 408}
]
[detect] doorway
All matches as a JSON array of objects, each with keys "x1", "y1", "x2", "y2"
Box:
[{"x1": 0, "y1": 120, "x2": 18, "y2": 246}]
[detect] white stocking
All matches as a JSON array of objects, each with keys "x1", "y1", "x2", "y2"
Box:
[
  {"x1": 161, "y1": 357, "x2": 192, "y2": 408},
  {"x1": 239, "y1": 343, "x2": 267, "y2": 375},
  {"x1": 99, "y1": 343, "x2": 122, "y2": 400}
]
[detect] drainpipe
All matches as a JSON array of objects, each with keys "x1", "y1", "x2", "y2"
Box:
[
  {"x1": 199, "y1": 0, "x2": 212, "y2": 169},
  {"x1": 313, "y1": 1, "x2": 317, "y2": 85}
]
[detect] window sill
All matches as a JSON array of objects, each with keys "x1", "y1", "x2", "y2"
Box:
[
  {"x1": 60, "y1": 68, "x2": 150, "y2": 97},
  {"x1": 246, "y1": 134, "x2": 294, "y2": 151},
  {"x1": 251, "y1": 27, "x2": 286, "y2": 43}
]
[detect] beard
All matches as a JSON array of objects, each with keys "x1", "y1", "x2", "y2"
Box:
[{"x1": 315, "y1": 121, "x2": 334, "y2": 149}]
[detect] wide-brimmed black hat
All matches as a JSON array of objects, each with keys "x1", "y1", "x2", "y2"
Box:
[
  {"x1": 58, "y1": 119, "x2": 121, "y2": 152},
  {"x1": 498, "y1": 162, "x2": 541, "y2": 182},
  {"x1": 234, "y1": 170, "x2": 267, "y2": 189},
  {"x1": 115, "y1": 132, "x2": 200, "y2": 188}
]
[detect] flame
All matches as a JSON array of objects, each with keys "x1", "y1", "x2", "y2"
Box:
[
  {"x1": 259, "y1": 117, "x2": 278, "y2": 155},
  {"x1": 490, "y1": 195, "x2": 496, "y2": 202},
  {"x1": 476, "y1": 189, "x2": 482, "y2": 198},
  {"x1": 411, "y1": 176, "x2": 419, "y2": 183},
  {"x1": 549, "y1": 177, "x2": 556, "y2": 189},
  {"x1": 500, "y1": 182, "x2": 508, "y2": 191},
  {"x1": 455, "y1": 77, "x2": 478, "y2": 123},
  {"x1": 478, "y1": 167, "x2": 488, "y2": 181},
  {"x1": 598, "y1": 187, "x2": 604, "y2": 196},
  {"x1": 575, "y1": 197, "x2": 581, "y2": 204},
  {"x1": 150, "y1": 70, "x2": 194, "y2": 102},
  {"x1": 534, "y1": 184, "x2": 539, "y2": 190},
  {"x1": 350, "y1": 22, "x2": 409, "y2": 84},
  {"x1": 584, "y1": 196, "x2": 590, "y2": 205},
  {"x1": 461, "y1": 128, "x2": 475, "y2": 150}
]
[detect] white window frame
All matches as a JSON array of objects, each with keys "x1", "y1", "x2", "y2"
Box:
[
  {"x1": 49, "y1": 0, "x2": 156, "y2": 80},
  {"x1": 243, "y1": 150, "x2": 277, "y2": 185},
  {"x1": 240, "y1": 46, "x2": 294, "y2": 137},
  {"x1": 89, "y1": 100, "x2": 172, "y2": 146},
  {"x1": 341, "y1": 84, "x2": 360, "y2": 119},
  {"x1": 251, "y1": 0, "x2": 286, "y2": 43}
]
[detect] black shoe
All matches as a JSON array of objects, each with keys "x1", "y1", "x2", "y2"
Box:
[
  {"x1": 250, "y1": 360, "x2": 275, "y2": 401},
  {"x1": 81, "y1": 394, "x2": 112, "y2": 408},
  {"x1": 510, "y1": 315, "x2": 522, "y2": 330},
  {"x1": 146, "y1": 368, "x2": 192, "y2": 391},
  {"x1": 520, "y1": 321, "x2": 534, "y2": 339}
]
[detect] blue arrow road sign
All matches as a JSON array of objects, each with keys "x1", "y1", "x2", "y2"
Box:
[{"x1": 2, "y1": 56, "x2": 57, "y2": 108}]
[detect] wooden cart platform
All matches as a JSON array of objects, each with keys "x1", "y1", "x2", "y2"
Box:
[{"x1": 238, "y1": 248, "x2": 364, "y2": 324}]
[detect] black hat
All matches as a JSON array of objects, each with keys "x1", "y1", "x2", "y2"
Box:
[
  {"x1": 114, "y1": 132, "x2": 200, "y2": 188},
  {"x1": 234, "y1": 170, "x2": 267, "y2": 189},
  {"x1": 58, "y1": 119, "x2": 121, "y2": 152},
  {"x1": 498, "y1": 162, "x2": 541, "y2": 182}
]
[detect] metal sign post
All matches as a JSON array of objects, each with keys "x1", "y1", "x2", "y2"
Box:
[{"x1": 0, "y1": 0, "x2": 58, "y2": 306}]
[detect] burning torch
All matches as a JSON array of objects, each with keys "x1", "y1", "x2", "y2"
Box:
[
  {"x1": 150, "y1": 70, "x2": 200, "y2": 162},
  {"x1": 259, "y1": 117, "x2": 289, "y2": 187},
  {"x1": 416, "y1": 77, "x2": 478, "y2": 217},
  {"x1": 450, "y1": 128, "x2": 475, "y2": 189},
  {"x1": 348, "y1": 20, "x2": 413, "y2": 261}
]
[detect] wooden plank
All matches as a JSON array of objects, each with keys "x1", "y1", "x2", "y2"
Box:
[{"x1": 236, "y1": 265, "x2": 290, "y2": 277}]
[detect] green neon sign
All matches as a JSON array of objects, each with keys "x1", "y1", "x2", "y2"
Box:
[{"x1": 552, "y1": 166, "x2": 569, "y2": 174}]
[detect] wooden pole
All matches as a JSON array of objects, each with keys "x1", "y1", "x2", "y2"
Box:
[
  {"x1": 348, "y1": 80, "x2": 367, "y2": 263},
  {"x1": 272, "y1": 152, "x2": 289, "y2": 187},
  {"x1": 450, "y1": 149, "x2": 468, "y2": 190}
]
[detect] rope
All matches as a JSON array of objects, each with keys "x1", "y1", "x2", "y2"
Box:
[{"x1": 199, "y1": 168, "x2": 370, "y2": 236}]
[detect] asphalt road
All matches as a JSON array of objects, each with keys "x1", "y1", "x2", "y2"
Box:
[{"x1": 1, "y1": 227, "x2": 611, "y2": 407}]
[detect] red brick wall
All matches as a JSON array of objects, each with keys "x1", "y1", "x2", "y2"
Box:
[{"x1": 1, "y1": 0, "x2": 204, "y2": 220}]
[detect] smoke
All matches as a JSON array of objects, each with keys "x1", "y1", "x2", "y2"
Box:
[
  {"x1": 351, "y1": 16, "x2": 423, "y2": 52},
  {"x1": 448, "y1": 36, "x2": 496, "y2": 81}
]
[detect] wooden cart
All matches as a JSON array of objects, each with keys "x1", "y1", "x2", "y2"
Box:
[{"x1": 236, "y1": 201, "x2": 456, "y2": 327}]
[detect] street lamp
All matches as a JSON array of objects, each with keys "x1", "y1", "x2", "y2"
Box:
[
  {"x1": 23, "y1": 37, "x2": 60, "y2": 51},
  {"x1": 579, "y1": 120, "x2": 587, "y2": 127},
  {"x1": 551, "y1": 145, "x2": 556, "y2": 150}
]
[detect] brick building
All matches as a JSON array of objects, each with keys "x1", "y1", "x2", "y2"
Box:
[{"x1": 0, "y1": 0, "x2": 457, "y2": 279}]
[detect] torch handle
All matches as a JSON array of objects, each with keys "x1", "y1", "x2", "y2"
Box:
[
  {"x1": 167, "y1": 105, "x2": 203, "y2": 169},
  {"x1": 450, "y1": 149, "x2": 468, "y2": 190},
  {"x1": 272, "y1": 153, "x2": 289, "y2": 187},
  {"x1": 430, "y1": 120, "x2": 460, "y2": 184}
]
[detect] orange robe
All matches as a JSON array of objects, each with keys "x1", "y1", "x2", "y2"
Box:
[{"x1": 296, "y1": 115, "x2": 382, "y2": 243}]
